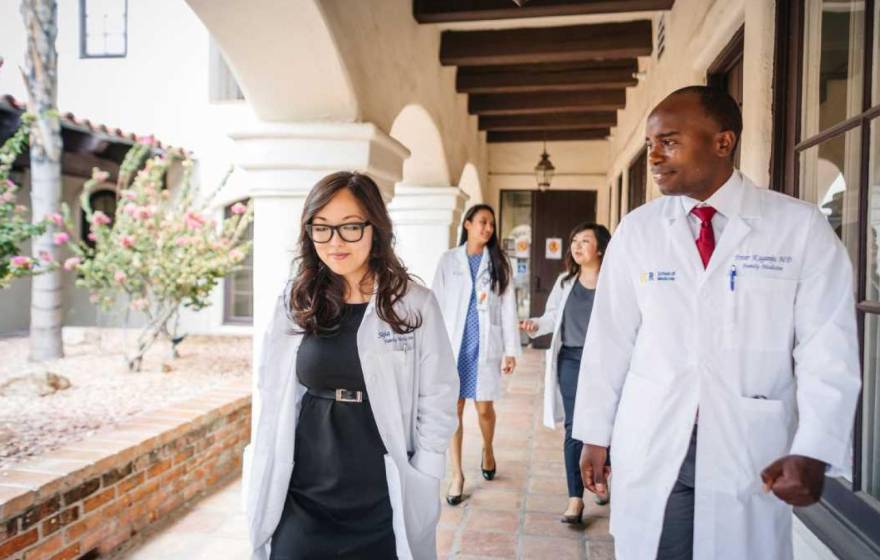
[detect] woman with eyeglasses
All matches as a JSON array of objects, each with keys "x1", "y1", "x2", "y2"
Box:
[
  {"x1": 242, "y1": 172, "x2": 459, "y2": 560},
  {"x1": 431, "y1": 204, "x2": 521, "y2": 505}
]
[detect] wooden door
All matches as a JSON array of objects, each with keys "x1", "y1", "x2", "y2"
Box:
[{"x1": 530, "y1": 190, "x2": 597, "y2": 349}]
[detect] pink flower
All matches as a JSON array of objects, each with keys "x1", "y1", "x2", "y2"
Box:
[
  {"x1": 123, "y1": 190, "x2": 137, "y2": 201},
  {"x1": 130, "y1": 298, "x2": 148, "y2": 311},
  {"x1": 229, "y1": 249, "x2": 244, "y2": 261},
  {"x1": 2, "y1": 191, "x2": 15, "y2": 203},
  {"x1": 92, "y1": 169, "x2": 110, "y2": 183},
  {"x1": 230, "y1": 202, "x2": 247, "y2": 215},
  {"x1": 123, "y1": 204, "x2": 137, "y2": 216},
  {"x1": 4, "y1": 179, "x2": 15, "y2": 190},
  {"x1": 184, "y1": 210, "x2": 206, "y2": 230},
  {"x1": 87, "y1": 232, "x2": 97, "y2": 242},
  {"x1": 38, "y1": 250, "x2": 54, "y2": 263},
  {"x1": 92, "y1": 211, "x2": 112, "y2": 226},
  {"x1": 10, "y1": 256, "x2": 32, "y2": 269},
  {"x1": 119, "y1": 235, "x2": 135, "y2": 249},
  {"x1": 47, "y1": 212, "x2": 64, "y2": 226},
  {"x1": 89, "y1": 294, "x2": 99, "y2": 303},
  {"x1": 63, "y1": 257, "x2": 81, "y2": 271},
  {"x1": 53, "y1": 232, "x2": 70, "y2": 245},
  {"x1": 135, "y1": 206, "x2": 152, "y2": 221},
  {"x1": 114, "y1": 271, "x2": 127, "y2": 283},
  {"x1": 175, "y1": 236, "x2": 192, "y2": 246},
  {"x1": 14, "y1": 205, "x2": 27, "y2": 214}
]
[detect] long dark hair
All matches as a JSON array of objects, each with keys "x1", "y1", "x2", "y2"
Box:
[
  {"x1": 458, "y1": 204, "x2": 511, "y2": 294},
  {"x1": 289, "y1": 172, "x2": 421, "y2": 336},
  {"x1": 563, "y1": 222, "x2": 611, "y2": 284}
]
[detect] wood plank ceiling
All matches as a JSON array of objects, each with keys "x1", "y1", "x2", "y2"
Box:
[{"x1": 415, "y1": 0, "x2": 675, "y2": 143}]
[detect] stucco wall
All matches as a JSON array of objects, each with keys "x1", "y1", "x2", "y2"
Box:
[{"x1": 605, "y1": 0, "x2": 775, "y2": 220}]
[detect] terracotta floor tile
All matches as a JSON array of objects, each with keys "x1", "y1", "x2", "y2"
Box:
[{"x1": 459, "y1": 530, "x2": 518, "y2": 558}]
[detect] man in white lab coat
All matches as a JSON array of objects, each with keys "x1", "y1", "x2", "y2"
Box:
[{"x1": 574, "y1": 86, "x2": 861, "y2": 560}]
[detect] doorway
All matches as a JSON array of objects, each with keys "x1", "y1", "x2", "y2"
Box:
[{"x1": 708, "y1": 25, "x2": 745, "y2": 166}]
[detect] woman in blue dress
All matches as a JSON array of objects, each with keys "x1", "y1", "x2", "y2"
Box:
[{"x1": 432, "y1": 204, "x2": 521, "y2": 505}]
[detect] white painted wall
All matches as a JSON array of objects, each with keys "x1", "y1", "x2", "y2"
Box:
[
  {"x1": 605, "y1": 0, "x2": 776, "y2": 223},
  {"x1": 0, "y1": 0, "x2": 260, "y2": 336}
]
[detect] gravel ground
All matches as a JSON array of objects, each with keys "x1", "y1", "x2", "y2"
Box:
[{"x1": 0, "y1": 331, "x2": 251, "y2": 470}]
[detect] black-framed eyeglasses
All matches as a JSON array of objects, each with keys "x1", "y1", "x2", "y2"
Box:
[{"x1": 305, "y1": 222, "x2": 371, "y2": 243}]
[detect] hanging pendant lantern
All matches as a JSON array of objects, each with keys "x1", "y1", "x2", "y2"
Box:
[{"x1": 534, "y1": 139, "x2": 555, "y2": 192}]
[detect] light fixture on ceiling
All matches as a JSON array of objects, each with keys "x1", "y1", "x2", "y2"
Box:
[{"x1": 534, "y1": 138, "x2": 555, "y2": 192}]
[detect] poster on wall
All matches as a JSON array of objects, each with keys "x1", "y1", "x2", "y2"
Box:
[
  {"x1": 545, "y1": 238, "x2": 563, "y2": 260},
  {"x1": 515, "y1": 238, "x2": 530, "y2": 259}
]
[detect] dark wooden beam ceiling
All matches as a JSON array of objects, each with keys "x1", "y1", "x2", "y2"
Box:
[
  {"x1": 487, "y1": 128, "x2": 610, "y2": 143},
  {"x1": 414, "y1": 0, "x2": 675, "y2": 23},
  {"x1": 469, "y1": 90, "x2": 626, "y2": 115},
  {"x1": 479, "y1": 111, "x2": 616, "y2": 130},
  {"x1": 458, "y1": 61, "x2": 638, "y2": 93},
  {"x1": 440, "y1": 20, "x2": 653, "y2": 66}
]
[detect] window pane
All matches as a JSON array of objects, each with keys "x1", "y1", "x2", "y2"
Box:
[
  {"x1": 801, "y1": 0, "x2": 865, "y2": 138},
  {"x1": 798, "y1": 127, "x2": 861, "y2": 267},
  {"x1": 499, "y1": 191, "x2": 532, "y2": 320},
  {"x1": 862, "y1": 312, "x2": 880, "y2": 499},
  {"x1": 225, "y1": 205, "x2": 253, "y2": 322},
  {"x1": 864, "y1": 117, "x2": 880, "y2": 500}
]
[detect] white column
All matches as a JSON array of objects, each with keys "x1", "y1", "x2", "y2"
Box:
[
  {"x1": 741, "y1": 0, "x2": 777, "y2": 187},
  {"x1": 229, "y1": 121, "x2": 409, "y2": 429},
  {"x1": 388, "y1": 184, "x2": 468, "y2": 285}
]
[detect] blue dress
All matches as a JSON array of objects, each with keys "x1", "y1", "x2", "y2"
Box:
[{"x1": 457, "y1": 253, "x2": 482, "y2": 399}]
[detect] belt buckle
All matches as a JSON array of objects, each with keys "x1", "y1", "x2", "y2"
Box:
[{"x1": 335, "y1": 389, "x2": 363, "y2": 403}]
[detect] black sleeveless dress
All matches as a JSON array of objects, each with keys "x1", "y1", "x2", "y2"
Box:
[{"x1": 269, "y1": 303, "x2": 397, "y2": 559}]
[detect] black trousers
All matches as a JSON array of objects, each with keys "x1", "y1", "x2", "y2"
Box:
[
  {"x1": 656, "y1": 426, "x2": 697, "y2": 560},
  {"x1": 558, "y1": 345, "x2": 585, "y2": 498}
]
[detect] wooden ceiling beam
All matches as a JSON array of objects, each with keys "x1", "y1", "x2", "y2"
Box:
[
  {"x1": 469, "y1": 90, "x2": 626, "y2": 115},
  {"x1": 440, "y1": 20, "x2": 653, "y2": 66},
  {"x1": 479, "y1": 111, "x2": 617, "y2": 130},
  {"x1": 487, "y1": 128, "x2": 610, "y2": 143},
  {"x1": 414, "y1": 0, "x2": 675, "y2": 24},
  {"x1": 458, "y1": 65, "x2": 637, "y2": 94}
]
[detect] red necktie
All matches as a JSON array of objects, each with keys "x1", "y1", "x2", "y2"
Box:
[{"x1": 691, "y1": 205, "x2": 717, "y2": 268}]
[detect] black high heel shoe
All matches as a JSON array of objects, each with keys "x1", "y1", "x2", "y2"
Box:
[
  {"x1": 560, "y1": 509, "x2": 584, "y2": 524},
  {"x1": 446, "y1": 479, "x2": 464, "y2": 506},
  {"x1": 481, "y1": 450, "x2": 496, "y2": 481}
]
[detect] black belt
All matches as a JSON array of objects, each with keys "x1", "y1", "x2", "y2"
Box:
[{"x1": 306, "y1": 387, "x2": 368, "y2": 403}]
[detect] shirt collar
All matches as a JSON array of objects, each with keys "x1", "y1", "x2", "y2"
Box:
[{"x1": 680, "y1": 169, "x2": 743, "y2": 219}]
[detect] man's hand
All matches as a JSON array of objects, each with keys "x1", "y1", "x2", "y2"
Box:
[
  {"x1": 519, "y1": 319, "x2": 539, "y2": 334},
  {"x1": 579, "y1": 444, "x2": 611, "y2": 498},
  {"x1": 760, "y1": 455, "x2": 826, "y2": 506}
]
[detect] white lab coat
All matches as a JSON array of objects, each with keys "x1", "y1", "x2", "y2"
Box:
[
  {"x1": 573, "y1": 172, "x2": 861, "y2": 560},
  {"x1": 242, "y1": 282, "x2": 459, "y2": 560},
  {"x1": 525, "y1": 273, "x2": 575, "y2": 429},
  {"x1": 432, "y1": 244, "x2": 521, "y2": 401}
]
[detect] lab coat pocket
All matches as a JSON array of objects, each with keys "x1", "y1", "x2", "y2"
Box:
[
  {"x1": 726, "y1": 275, "x2": 796, "y2": 350},
  {"x1": 736, "y1": 396, "x2": 790, "y2": 494},
  {"x1": 402, "y1": 461, "x2": 442, "y2": 540}
]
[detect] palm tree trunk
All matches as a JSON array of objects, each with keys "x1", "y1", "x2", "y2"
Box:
[{"x1": 22, "y1": 0, "x2": 63, "y2": 361}]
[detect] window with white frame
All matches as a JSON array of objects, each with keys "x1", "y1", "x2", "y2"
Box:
[{"x1": 80, "y1": 0, "x2": 127, "y2": 58}]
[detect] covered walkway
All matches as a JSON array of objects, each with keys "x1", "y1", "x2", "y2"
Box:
[{"x1": 124, "y1": 347, "x2": 613, "y2": 559}]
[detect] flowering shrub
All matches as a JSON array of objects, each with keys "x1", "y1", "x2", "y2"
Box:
[
  {"x1": 60, "y1": 143, "x2": 254, "y2": 371},
  {"x1": 0, "y1": 116, "x2": 58, "y2": 288}
]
